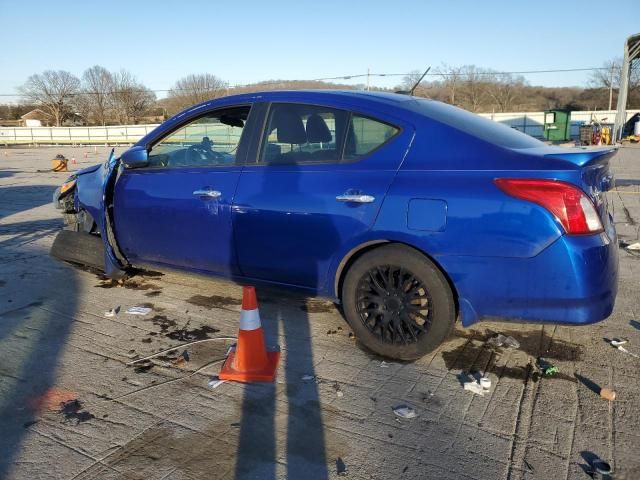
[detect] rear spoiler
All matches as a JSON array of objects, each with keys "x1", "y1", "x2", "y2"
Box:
[{"x1": 543, "y1": 146, "x2": 618, "y2": 167}]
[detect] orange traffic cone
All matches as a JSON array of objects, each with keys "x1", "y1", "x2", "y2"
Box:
[
  {"x1": 71, "y1": 157, "x2": 77, "y2": 165},
  {"x1": 219, "y1": 286, "x2": 280, "y2": 382}
]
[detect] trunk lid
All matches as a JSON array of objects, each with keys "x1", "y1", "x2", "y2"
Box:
[{"x1": 543, "y1": 146, "x2": 617, "y2": 233}]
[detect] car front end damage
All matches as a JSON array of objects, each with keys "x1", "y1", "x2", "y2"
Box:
[{"x1": 50, "y1": 150, "x2": 128, "y2": 278}]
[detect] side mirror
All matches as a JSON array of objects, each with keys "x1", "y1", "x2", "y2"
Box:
[{"x1": 121, "y1": 146, "x2": 149, "y2": 169}]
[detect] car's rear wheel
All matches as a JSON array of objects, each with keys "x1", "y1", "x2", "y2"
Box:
[{"x1": 341, "y1": 244, "x2": 455, "y2": 360}]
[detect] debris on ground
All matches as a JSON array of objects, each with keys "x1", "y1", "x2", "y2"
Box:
[
  {"x1": 380, "y1": 361, "x2": 389, "y2": 368},
  {"x1": 336, "y1": 457, "x2": 348, "y2": 476},
  {"x1": 589, "y1": 458, "x2": 613, "y2": 478},
  {"x1": 326, "y1": 329, "x2": 339, "y2": 335},
  {"x1": 104, "y1": 306, "x2": 120, "y2": 317},
  {"x1": 29, "y1": 387, "x2": 78, "y2": 411},
  {"x1": 600, "y1": 388, "x2": 616, "y2": 401},
  {"x1": 208, "y1": 377, "x2": 226, "y2": 389},
  {"x1": 126, "y1": 306, "x2": 152, "y2": 316},
  {"x1": 333, "y1": 382, "x2": 344, "y2": 397},
  {"x1": 536, "y1": 358, "x2": 559, "y2": 376},
  {"x1": 610, "y1": 339, "x2": 640, "y2": 358},
  {"x1": 625, "y1": 242, "x2": 640, "y2": 251},
  {"x1": 486, "y1": 333, "x2": 520, "y2": 349},
  {"x1": 392, "y1": 404, "x2": 417, "y2": 419},
  {"x1": 460, "y1": 372, "x2": 492, "y2": 395}
]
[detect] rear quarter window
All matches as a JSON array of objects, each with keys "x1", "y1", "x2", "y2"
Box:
[{"x1": 410, "y1": 98, "x2": 543, "y2": 149}]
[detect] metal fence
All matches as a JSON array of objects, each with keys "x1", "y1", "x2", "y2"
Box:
[{"x1": 1, "y1": 109, "x2": 639, "y2": 145}]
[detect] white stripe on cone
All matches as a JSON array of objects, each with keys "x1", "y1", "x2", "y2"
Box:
[{"x1": 239, "y1": 308, "x2": 261, "y2": 331}]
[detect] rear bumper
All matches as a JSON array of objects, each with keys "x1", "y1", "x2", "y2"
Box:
[{"x1": 439, "y1": 231, "x2": 619, "y2": 327}]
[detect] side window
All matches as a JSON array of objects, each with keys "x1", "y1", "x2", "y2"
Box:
[
  {"x1": 344, "y1": 115, "x2": 399, "y2": 160},
  {"x1": 259, "y1": 103, "x2": 349, "y2": 165},
  {"x1": 148, "y1": 106, "x2": 250, "y2": 168}
]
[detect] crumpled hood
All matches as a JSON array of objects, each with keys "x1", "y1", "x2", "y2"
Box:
[{"x1": 72, "y1": 163, "x2": 102, "y2": 177}]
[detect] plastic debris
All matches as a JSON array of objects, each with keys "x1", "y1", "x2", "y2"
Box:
[
  {"x1": 600, "y1": 388, "x2": 616, "y2": 401},
  {"x1": 126, "y1": 306, "x2": 152, "y2": 316},
  {"x1": 380, "y1": 361, "x2": 389, "y2": 368},
  {"x1": 461, "y1": 372, "x2": 491, "y2": 395},
  {"x1": 208, "y1": 377, "x2": 226, "y2": 389},
  {"x1": 336, "y1": 457, "x2": 348, "y2": 476},
  {"x1": 616, "y1": 345, "x2": 639, "y2": 358},
  {"x1": 626, "y1": 242, "x2": 640, "y2": 251},
  {"x1": 104, "y1": 306, "x2": 120, "y2": 317},
  {"x1": 536, "y1": 358, "x2": 559, "y2": 376},
  {"x1": 333, "y1": 381, "x2": 344, "y2": 397},
  {"x1": 392, "y1": 404, "x2": 417, "y2": 419},
  {"x1": 486, "y1": 333, "x2": 520, "y2": 349},
  {"x1": 610, "y1": 339, "x2": 627, "y2": 347}
]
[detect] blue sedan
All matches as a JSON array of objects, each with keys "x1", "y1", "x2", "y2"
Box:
[{"x1": 51, "y1": 91, "x2": 619, "y2": 359}]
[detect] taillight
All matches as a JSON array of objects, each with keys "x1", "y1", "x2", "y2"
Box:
[{"x1": 495, "y1": 178, "x2": 603, "y2": 235}]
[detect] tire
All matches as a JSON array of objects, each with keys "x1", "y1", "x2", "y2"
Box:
[
  {"x1": 341, "y1": 244, "x2": 455, "y2": 360},
  {"x1": 50, "y1": 230, "x2": 105, "y2": 272}
]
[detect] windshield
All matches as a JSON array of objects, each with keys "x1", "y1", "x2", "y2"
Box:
[{"x1": 409, "y1": 98, "x2": 544, "y2": 149}]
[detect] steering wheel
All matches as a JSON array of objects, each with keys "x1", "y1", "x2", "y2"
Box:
[{"x1": 186, "y1": 144, "x2": 224, "y2": 165}]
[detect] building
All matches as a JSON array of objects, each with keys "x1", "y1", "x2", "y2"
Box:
[{"x1": 20, "y1": 109, "x2": 51, "y2": 127}]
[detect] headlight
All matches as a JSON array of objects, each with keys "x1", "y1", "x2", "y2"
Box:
[{"x1": 60, "y1": 179, "x2": 77, "y2": 196}]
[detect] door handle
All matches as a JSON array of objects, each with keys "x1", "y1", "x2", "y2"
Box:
[
  {"x1": 193, "y1": 189, "x2": 222, "y2": 199},
  {"x1": 336, "y1": 194, "x2": 375, "y2": 204}
]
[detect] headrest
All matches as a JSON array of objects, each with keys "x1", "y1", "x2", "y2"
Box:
[
  {"x1": 272, "y1": 110, "x2": 307, "y2": 144},
  {"x1": 306, "y1": 114, "x2": 332, "y2": 143}
]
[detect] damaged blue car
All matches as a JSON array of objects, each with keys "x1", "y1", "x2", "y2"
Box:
[{"x1": 51, "y1": 90, "x2": 619, "y2": 360}]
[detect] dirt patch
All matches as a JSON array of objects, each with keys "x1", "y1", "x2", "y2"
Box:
[
  {"x1": 166, "y1": 325, "x2": 220, "y2": 341},
  {"x1": 187, "y1": 294, "x2": 240, "y2": 309},
  {"x1": 301, "y1": 301, "x2": 335, "y2": 313},
  {"x1": 146, "y1": 315, "x2": 178, "y2": 334},
  {"x1": 95, "y1": 278, "x2": 162, "y2": 291},
  {"x1": 59, "y1": 400, "x2": 95, "y2": 424}
]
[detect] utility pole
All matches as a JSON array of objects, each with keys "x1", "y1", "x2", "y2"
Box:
[
  {"x1": 608, "y1": 64, "x2": 615, "y2": 111},
  {"x1": 366, "y1": 68, "x2": 370, "y2": 91}
]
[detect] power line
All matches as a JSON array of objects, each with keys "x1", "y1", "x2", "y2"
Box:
[{"x1": 0, "y1": 66, "x2": 612, "y2": 98}]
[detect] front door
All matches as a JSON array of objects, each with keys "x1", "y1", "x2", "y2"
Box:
[
  {"x1": 113, "y1": 106, "x2": 251, "y2": 275},
  {"x1": 233, "y1": 102, "x2": 413, "y2": 291}
]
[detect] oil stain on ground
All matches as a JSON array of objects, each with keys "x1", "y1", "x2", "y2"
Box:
[
  {"x1": 187, "y1": 294, "x2": 240, "y2": 310},
  {"x1": 166, "y1": 325, "x2": 219, "y2": 341},
  {"x1": 59, "y1": 400, "x2": 95, "y2": 424},
  {"x1": 441, "y1": 328, "x2": 582, "y2": 383},
  {"x1": 94, "y1": 278, "x2": 162, "y2": 291}
]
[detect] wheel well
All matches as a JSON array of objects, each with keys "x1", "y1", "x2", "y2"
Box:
[{"x1": 335, "y1": 241, "x2": 459, "y2": 317}]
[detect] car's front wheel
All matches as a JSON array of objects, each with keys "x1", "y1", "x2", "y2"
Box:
[{"x1": 341, "y1": 244, "x2": 456, "y2": 360}]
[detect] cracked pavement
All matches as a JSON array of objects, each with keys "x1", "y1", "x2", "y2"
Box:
[{"x1": 1, "y1": 145, "x2": 639, "y2": 479}]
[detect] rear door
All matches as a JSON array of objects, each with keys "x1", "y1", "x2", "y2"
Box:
[
  {"x1": 232, "y1": 101, "x2": 414, "y2": 290},
  {"x1": 112, "y1": 106, "x2": 252, "y2": 275}
]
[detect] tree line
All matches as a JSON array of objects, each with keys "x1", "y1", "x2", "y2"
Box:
[{"x1": 2, "y1": 60, "x2": 638, "y2": 127}]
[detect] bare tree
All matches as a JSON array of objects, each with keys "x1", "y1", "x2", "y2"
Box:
[
  {"x1": 166, "y1": 73, "x2": 226, "y2": 111},
  {"x1": 458, "y1": 65, "x2": 490, "y2": 112},
  {"x1": 18, "y1": 70, "x2": 80, "y2": 126},
  {"x1": 435, "y1": 64, "x2": 464, "y2": 105},
  {"x1": 401, "y1": 70, "x2": 431, "y2": 97},
  {"x1": 110, "y1": 70, "x2": 156, "y2": 124},
  {"x1": 81, "y1": 65, "x2": 114, "y2": 125},
  {"x1": 589, "y1": 58, "x2": 640, "y2": 109},
  {"x1": 487, "y1": 72, "x2": 526, "y2": 112}
]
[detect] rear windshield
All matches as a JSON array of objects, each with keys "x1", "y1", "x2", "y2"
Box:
[{"x1": 409, "y1": 98, "x2": 543, "y2": 149}]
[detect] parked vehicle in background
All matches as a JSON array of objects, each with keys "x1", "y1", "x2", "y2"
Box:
[{"x1": 51, "y1": 91, "x2": 619, "y2": 360}]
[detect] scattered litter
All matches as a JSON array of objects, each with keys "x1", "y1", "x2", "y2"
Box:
[
  {"x1": 626, "y1": 242, "x2": 640, "y2": 251},
  {"x1": 392, "y1": 404, "x2": 417, "y2": 419},
  {"x1": 326, "y1": 329, "x2": 339, "y2": 335},
  {"x1": 104, "y1": 306, "x2": 120, "y2": 317},
  {"x1": 610, "y1": 339, "x2": 627, "y2": 347},
  {"x1": 536, "y1": 358, "x2": 559, "y2": 376},
  {"x1": 461, "y1": 373, "x2": 491, "y2": 395},
  {"x1": 336, "y1": 457, "x2": 348, "y2": 476},
  {"x1": 348, "y1": 332, "x2": 355, "y2": 340},
  {"x1": 616, "y1": 345, "x2": 639, "y2": 358},
  {"x1": 208, "y1": 377, "x2": 226, "y2": 389},
  {"x1": 126, "y1": 306, "x2": 152, "y2": 316},
  {"x1": 590, "y1": 458, "x2": 612, "y2": 477},
  {"x1": 380, "y1": 361, "x2": 389, "y2": 368},
  {"x1": 486, "y1": 333, "x2": 520, "y2": 349},
  {"x1": 600, "y1": 388, "x2": 616, "y2": 401},
  {"x1": 301, "y1": 374, "x2": 316, "y2": 382},
  {"x1": 29, "y1": 387, "x2": 78, "y2": 411}
]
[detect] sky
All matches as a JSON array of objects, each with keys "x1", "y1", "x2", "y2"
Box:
[{"x1": 0, "y1": 0, "x2": 637, "y2": 102}]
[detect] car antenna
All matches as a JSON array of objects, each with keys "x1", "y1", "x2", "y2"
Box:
[{"x1": 395, "y1": 66, "x2": 431, "y2": 96}]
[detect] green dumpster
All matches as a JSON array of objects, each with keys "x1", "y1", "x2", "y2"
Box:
[{"x1": 543, "y1": 109, "x2": 571, "y2": 141}]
